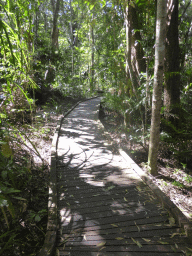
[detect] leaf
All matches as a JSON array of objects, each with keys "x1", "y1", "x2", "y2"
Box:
[
  {"x1": 131, "y1": 238, "x2": 142, "y2": 248},
  {"x1": 124, "y1": 197, "x2": 127, "y2": 202},
  {"x1": 111, "y1": 224, "x2": 118, "y2": 227},
  {"x1": 171, "y1": 245, "x2": 177, "y2": 252},
  {"x1": 0, "y1": 113, "x2": 6, "y2": 119},
  {"x1": 134, "y1": 221, "x2": 140, "y2": 232},
  {"x1": 158, "y1": 241, "x2": 169, "y2": 244},
  {"x1": 93, "y1": 194, "x2": 100, "y2": 197},
  {"x1": 99, "y1": 246, "x2": 106, "y2": 251},
  {"x1": 1, "y1": 141, "x2": 13, "y2": 158},
  {"x1": 169, "y1": 217, "x2": 175, "y2": 226},
  {"x1": 35, "y1": 215, "x2": 41, "y2": 222},
  {"x1": 97, "y1": 241, "x2": 106, "y2": 247},
  {"x1": 106, "y1": 185, "x2": 115, "y2": 191},
  {"x1": 2, "y1": 187, "x2": 21, "y2": 194},
  {"x1": 12, "y1": 196, "x2": 26, "y2": 201},
  {"x1": 136, "y1": 186, "x2": 142, "y2": 191},
  {"x1": 115, "y1": 237, "x2": 124, "y2": 240},
  {"x1": 56, "y1": 248, "x2": 60, "y2": 256},
  {"x1": 170, "y1": 233, "x2": 180, "y2": 238},
  {"x1": 142, "y1": 238, "x2": 151, "y2": 242}
]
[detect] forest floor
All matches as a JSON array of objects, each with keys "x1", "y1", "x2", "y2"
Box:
[
  {"x1": 29, "y1": 94, "x2": 192, "y2": 249},
  {"x1": 99, "y1": 109, "x2": 192, "y2": 223}
]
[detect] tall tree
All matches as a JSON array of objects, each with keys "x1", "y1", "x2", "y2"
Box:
[
  {"x1": 124, "y1": 0, "x2": 146, "y2": 93},
  {"x1": 69, "y1": 0, "x2": 74, "y2": 74},
  {"x1": 124, "y1": 2, "x2": 139, "y2": 93},
  {"x1": 164, "y1": 0, "x2": 180, "y2": 122},
  {"x1": 51, "y1": 0, "x2": 60, "y2": 49},
  {"x1": 148, "y1": 0, "x2": 167, "y2": 176},
  {"x1": 90, "y1": 12, "x2": 95, "y2": 91}
]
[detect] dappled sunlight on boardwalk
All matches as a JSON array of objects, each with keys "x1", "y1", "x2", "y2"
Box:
[{"x1": 55, "y1": 98, "x2": 190, "y2": 256}]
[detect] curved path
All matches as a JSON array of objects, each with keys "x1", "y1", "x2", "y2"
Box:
[{"x1": 51, "y1": 98, "x2": 191, "y2": 255}]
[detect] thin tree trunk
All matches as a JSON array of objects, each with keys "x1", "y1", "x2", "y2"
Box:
[
  {"x1": 44, "y1": 11, "x2": 47, "y2": 33},
  {"x1": 90, "y1": 14, "x2": 95, "y2": 92},
  {"x1": 70, "y1": 0, "x2": 74, "y2": 75},
  {"x1": 51, "y1": 0, "x2": 60, "y2": 49},
  {"x1": 144, "y1": 56, "x2": 150, "y2": 144},
  {"x1": 144, "y1": 13, "x2": 150, "y2": 141},
  {"x1": 148, "y1": 0, "x2": 167, "y2": 176},
  {"x1": 34, "y1": 4, "x2": 39, "y2": 48},
  {"x1": 125, "y1": 4, "x2": 139, "y2": 93}
]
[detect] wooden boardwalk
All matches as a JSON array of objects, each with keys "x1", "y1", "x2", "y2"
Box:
[{"x1": 55, "y1": 98, "x2": 191, "y2": 256}]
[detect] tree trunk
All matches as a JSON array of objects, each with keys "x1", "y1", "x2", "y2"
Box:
[
  {"x1": 51, "y1": 0, "x2": 60, "y2": 49},
  {"x1": 70, "y1": 0, "x2": 74, "y2": 75},
  {"x1": 124, "y1": 1, "x2": 146, "y2": 93},
  {"x1": 124, "y1": 4, "x2": 139, "y2": 94},
  {"x1": 124, "y1": 1, "x2": 145, "y2": 136},
  {"x1": 129, "y1": 4, "x2": 146, "y2": 75},
  {"x1": 164, "y1": 0, "x2": 180, "y2": 122},
  {"x1": 90, "y1": 14, "x2": 95, "y2": 92},
  {"x1": 148, "y1": 0, "x2": 167, "y2": 176},
  {"x1": 34, "y1": 3, "x2": 39, "y2": 48}
]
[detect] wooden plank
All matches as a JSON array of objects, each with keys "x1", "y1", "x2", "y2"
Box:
[
  {"x1": 57, "y1": 185, "x2": 154, "y2": 199},
  {"x1": 57, "y1": 194, "x2": 157, "y2": 208},
  {"x1": 58, "y1": 235, "x2": 188, "y2": 246},
  {"x1": 57, "y1": 244, "x2": 185, "y2": 252},
  {"x1": 58, "y1": 227, "x2": 182, "y2": 241},
  {"x1": 58, "y1": 211, "x2": 171, "y2": 229},
  {"x1": 58, "y1": 252, "x2": 184, "y2": 256},
  {"x1": 57, "y1": 189, "x2": 153, "y2": 202},
  {"x1": 58, "y1": 215, "x2": 170, "y2": 234},
  {"x1": 59, "y1": 223, "x2": 181, "y2": 238},
  {"x1": 58, "y1": 203, "x2": 164, "y2": 219}
]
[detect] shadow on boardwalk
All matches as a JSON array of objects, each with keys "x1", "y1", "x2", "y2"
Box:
[{"x1": 55, "y1": 98, "x2": 190, "y2": 256}]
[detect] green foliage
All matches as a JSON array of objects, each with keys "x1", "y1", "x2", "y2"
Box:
[
  {"x1": 104, "y1": 92, "x2": 124, "y2": 114},
  {"x1": 171, "y1": 181, "x2": 185, "y2": 188},
  {"x1": 0, "y1": 1, "x2": 38, "y2": 123},
  {"x1": 183, "y1": 174, "x2": 192, "y2": 183},
  {"x1": 0, "y1": 151, "x2": 48, "y2": 255},
  {"x1": 160, "y1": 102, "x2": 192, "y2": 167},
  {"x1": 0, "y1": 0, "x2": 192, "y2": 251}
]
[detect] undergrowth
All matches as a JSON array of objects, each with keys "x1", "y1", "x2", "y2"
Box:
[
  {"x1": 0, "y1": 152, "x2": 49, "y2": 256},
  {"x1": 0, "y1": 88, "x2": 82, "y2": 255},
  {"x1": 101, "y1": 93, "x2": 192, "y2": 171}
]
